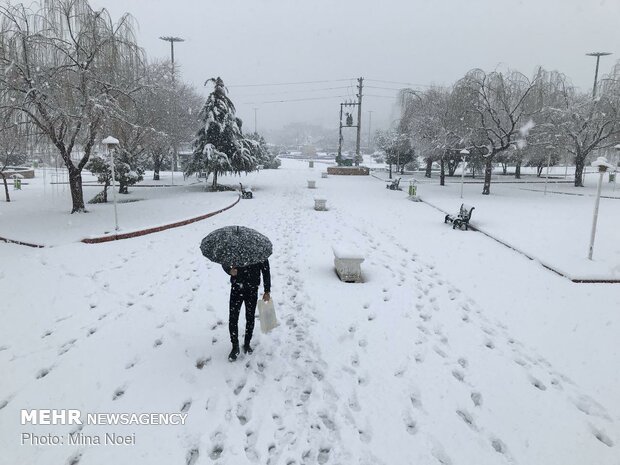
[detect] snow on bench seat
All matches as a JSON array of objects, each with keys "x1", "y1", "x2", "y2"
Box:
[{"x1": 332, "y1": 245, "x2": 364, "y2": 282}]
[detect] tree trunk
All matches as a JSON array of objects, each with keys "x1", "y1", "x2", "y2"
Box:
[
  {"x1": 119, "y1": 183, "x2": 128, "y2": 194},
  {"x1": 1, "y1": 174, "x2": 10, "y2": 202},
  {"x1": 388, "y1": 163, "x2": 392, "y2": 179},
  {"x1": 425, "y1": 158, "x2": 432, "y2": 178},
  {"x1": 501, "y1": 163, "x2": 507, "y2": 175},
  {"x1": 515, "y1": 160, "x2": 521, "y2": 179},
  {"x1": 153, "y1": 156, "x2": 161, "y2": 180},
  {"x1": 69, "y1": 169, "x2": 86, "y2": 213},
  {"x1": 212, "y1": 171, "x2": 218, "y2": 189},
  {"x1": 537, "y1": 164, "x2": 543, "y2": 177},
  {"x1": 574, "y1": 155, "x2": 585, "y2": 187},
  {"x1": 103, "y1": 182, "x2": 108, "y2": 203},
  {"x1": 482, "y1": 157, "x2": 493, "y2": 195},
  {"x1": 440, "y1": 157, "x2": 445, "y2": 186},
  {"x1": 447, "y1": 158, "x2": 458, "y2": 176}
]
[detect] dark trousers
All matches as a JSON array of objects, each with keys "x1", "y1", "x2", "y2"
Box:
[{"x1": 229, "y1": 284, "x2": 258, "y2": 346}]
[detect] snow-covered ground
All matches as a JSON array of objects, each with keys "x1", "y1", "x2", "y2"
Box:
[
  {"x1": 0, "y1": 169, "x2": 237, "y2": 245},
  {"x1": 1, "y1": 159, "x2": 618, "y2": 465}
]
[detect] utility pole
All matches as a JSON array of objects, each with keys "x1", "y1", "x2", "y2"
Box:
[
  {"x1": 254, "y1": 108, "x2": 258, "y2": 134},
  {"x1": 160, "y1": 36, "x2": 184, "y2": 177},
  {"x1": 367, "y1": 110, "x2": 374, "y2": 152},
  {"x1": 338, "y1": 104, "x2": 344, "y2": 160},
  {"x1": 355, "y1": 77, "x2": 363, "y2": 165},
  {"x1": 586, "y1": 52, "x2": 612, "y2": 98},
  {"x1": 336, "y1": 77, "x2": 364, "y2": 166}
]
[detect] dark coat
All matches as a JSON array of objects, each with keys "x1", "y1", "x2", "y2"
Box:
[{"x1": 223, "y1": 260, "x2": 271, "y2": 292}]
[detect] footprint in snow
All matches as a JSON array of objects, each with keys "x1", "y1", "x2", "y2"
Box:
[
  {"x1": 112, "y1": 387, "x2": 125, "y2": 400},
  {"x1": 186, "y1": 448, "x2": 199, "y2": 465},
  {"x1": 36, "y1": 367, "x2": 52, "y2": 379},
  {"x1": 180, "y1": 400, "x2": 192, "y2": 413}
]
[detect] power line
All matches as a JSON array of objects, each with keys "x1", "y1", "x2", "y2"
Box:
[
  {"x1": 366, "y1": 78, "x2": 440, "y2": 88},
  {"x1": 366, "y1": 85, "x2": 409, "y2": 91},
  {"x1": 242, "y1": 95, "x2": 348, "y2": 105},
  {"x1": 229, "y1": 78, "x2": 354, "y2": 88},
  {"x1": 232, "y1": 86, "x2": 351, "y2": 98}
]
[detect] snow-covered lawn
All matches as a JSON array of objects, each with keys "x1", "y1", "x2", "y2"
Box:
[
  {"x1": 374, "y1": 168, "x2": 620, "y2": 280},
  {"x1": 0, "y1": 169, "x2": 238, "y2": 245},
  {"x1": 0, "y1": 159, "x2": 618, "y2": 465}
]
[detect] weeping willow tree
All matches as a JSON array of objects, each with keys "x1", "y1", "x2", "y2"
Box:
[{"x1": 0, "y1": 0, "x2": 144, "y2": 212}]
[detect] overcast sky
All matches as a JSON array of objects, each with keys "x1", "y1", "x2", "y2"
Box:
[{"x1": 92, "y1": 0, "x2": 620, "y2": 134}]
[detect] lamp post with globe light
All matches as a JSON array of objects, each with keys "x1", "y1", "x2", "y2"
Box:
[
  {"x1": 459, "y1": 149, "x2": 470, "y2": 199},
  {"x1": 102, "y1": 136, "x2": 120, "y2": 231},
  {"x1": 588, "y1": 156, "x2": 614, "y2": 260}
]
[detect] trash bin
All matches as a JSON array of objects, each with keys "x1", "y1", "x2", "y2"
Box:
[
  {"x1": 309, "y1": 161, "x2": 314, "y2": 168},
  {"x1": 408, "y1": 182, "x2": 416, "y2": 196},
  {"x1": 609, "y1": 172, "x2": 616, "y2": 183},
  {"x1": 13, "y1": 178, "x2": 22, "y2": 190}
]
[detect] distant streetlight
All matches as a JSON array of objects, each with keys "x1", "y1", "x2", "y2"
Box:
[
  {"x1": 160, "y1": 36, "x2": 185, "y2": 178},
  {"x1": 459, "y1": 149, "x2": 470, "y2": 199},
  {"x1": 586, "y1": 52, "x2": 612, "y2": 98},
  {"x1": 543, "y1": 146, "x2": 554, "y2": 196},
  {"x1": 102, "y1": 136, "x2": 120, "y2": 231},
  {"x1": 159, "y1": 36, "x2": 185, "y2": 84},
  {"x1": 588, "y1": 156, "x2": 614, "y2": 260}
]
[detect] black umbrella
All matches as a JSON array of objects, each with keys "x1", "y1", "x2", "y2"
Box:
[{"x1": 200, "y1": 226, "x2": 273, "y2": 268}]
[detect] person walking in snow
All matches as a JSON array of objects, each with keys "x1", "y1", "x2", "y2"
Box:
[{"x1": 223, "y1": 260, "x2": 271, "y2": 361}]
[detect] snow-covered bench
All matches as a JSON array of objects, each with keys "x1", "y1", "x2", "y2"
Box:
[
  {"x1": 307, "y1": 180, "x2": 316, "y2": 189},
  {"x1": 314, "y1": 198, "x2": 327, "y2": 211},
  {"x1": 239, "y1": 183, "x2": 253, "y2": 199},
  {"x1": 333, "y1": 246, "x2": 364, "y2": 283},
  {"x1": 321, "y1": 172, "x2": 328, "y2": 179},
  {"x1": 444, "y1": 203, "x2": 475, "y2": 230}
]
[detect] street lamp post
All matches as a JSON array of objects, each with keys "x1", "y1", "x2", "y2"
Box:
[
  {"x1": 543, "y1": 146, "x2": 553, "y2": 196},
  {"x1": 587, "y1": 156, "x2": 614, "y2": 260},
  {"x1": 102, "y1": 136, "x2": 120, "y2": 231},
  {"x1": 459, "y1": 149, "x2": 470, "y2": 199},
  {"x1": 586, "y1": 52, "x2": 612, "y2": 99},
  {"x1": 160, "y1": 36, "x2": 185, "y2": 180}
]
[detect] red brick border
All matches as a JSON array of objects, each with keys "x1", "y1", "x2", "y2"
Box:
[
  {"x1": 81, "y1": 195, "x2": 241, "y2": 244},
  {"x1": 0, "y1": 236, "x2": 45, "y2": 248}
]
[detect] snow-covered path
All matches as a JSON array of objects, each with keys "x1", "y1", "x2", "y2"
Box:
[{"x1": 1, "y1": 160, "x2": 618, "y2": 465}]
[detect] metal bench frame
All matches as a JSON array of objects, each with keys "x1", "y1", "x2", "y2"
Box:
[{"x1": 444, "y1": 203, "x2": 475, "y2": 230}]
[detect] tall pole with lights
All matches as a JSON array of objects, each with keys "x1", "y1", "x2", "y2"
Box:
[
  {"x1": 160, "y1": 36, "x2": 185, "y2": 179},
  {"x1": 102, "y1": 136, "x2": 120, "y2": 231},
  {"x1": 586, "y1": 52, "x2": 612, "y2": 99}
]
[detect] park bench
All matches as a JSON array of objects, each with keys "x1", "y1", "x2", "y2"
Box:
[
  {"x1": 321, "y1": 172, "x2": 328, "y2": 179},
  {"x1": 444, "y1": 203, "x2": 475, "y2": 230},
  {"x1": 333, "y1": 246, "x2": 364, "y2": 283},
  {"x1": 386, "y1": 177, "x2": 401, "y2": 190},
  {"x1": 239, "y1": 183, "x2": 253, "y2": 199}
]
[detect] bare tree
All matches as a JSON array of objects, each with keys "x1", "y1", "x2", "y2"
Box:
[
  {"x1": 457, "y1": 69, "x2": 540, "y2": 195},
  {"x1": 0, "y1": 114, "x2": 28, "y2": 202},
  {"x1": 546, "y1": 70, "x2": 620, "y2": 187},
  {"x1": 0, "y1": 0, "x2": 144, "y2": 212}
]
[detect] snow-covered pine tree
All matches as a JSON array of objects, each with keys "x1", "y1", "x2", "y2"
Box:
[
  {"x1": 186, "y1": 78, "x2": 254, "y2": 189},
  {"x1": 244, "y1": 132, "x2": 281, "y2": 169}
]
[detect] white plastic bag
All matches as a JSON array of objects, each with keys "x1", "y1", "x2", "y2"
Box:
[{"x1": 257, "y1": 299, "x2": 279, "y2": 333}]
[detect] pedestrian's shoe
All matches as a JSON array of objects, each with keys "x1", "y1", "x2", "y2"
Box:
[
  {"x1": 228, "y1": 344, "x2": 240, "y2": 362},
  {"x1": 243, "y1": 343, "x2": 253, "y2": 355}
]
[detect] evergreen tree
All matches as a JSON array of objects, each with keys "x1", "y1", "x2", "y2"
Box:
[
  {"x1": 244, "y1": 132, "x2": 281, "y2": 169},
  {"x1": 186, "y1": 78, "x2": 254, "y2": 189}
]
